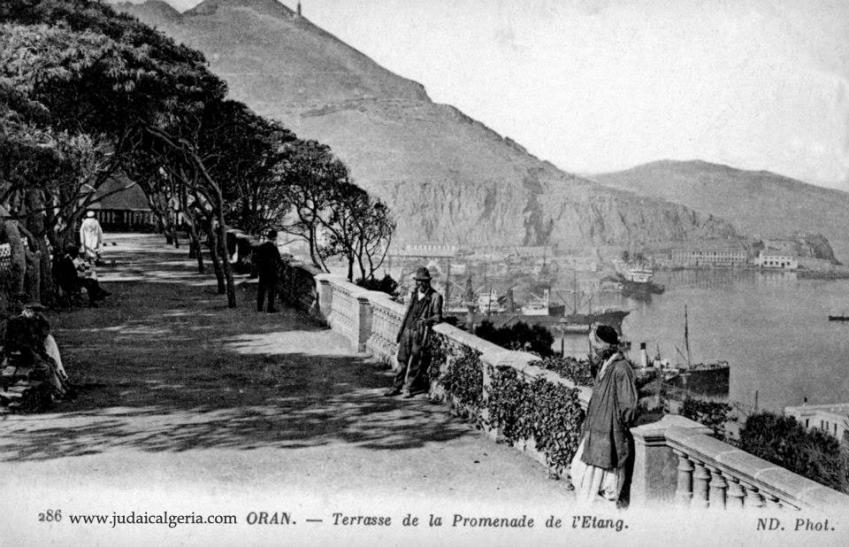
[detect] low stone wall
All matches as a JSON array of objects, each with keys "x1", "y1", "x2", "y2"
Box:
[
  {"x1": 631, "y1": 416, "x2": 849, "y2": 510},
  {"x1": 279, "y1": 265, "x2": 849, "y2": 510}
]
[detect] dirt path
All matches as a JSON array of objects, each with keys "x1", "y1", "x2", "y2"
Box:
[{"x1": 0, "y1": 234, "x2": 574, "y2": 545}]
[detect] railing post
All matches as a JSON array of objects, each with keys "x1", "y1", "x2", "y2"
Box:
[
  {"x1": 674, "y1": 449, "x2": 694, "y2": 507},
  {"x1": 707, "y1": 466, "x2": 727, "y2": 510},
  {"x1": 315, "y1": 274, "x2": 333, "y2": 322},
  {"x1": 765, "y1": 495, "x2": 782, "y2": 510},
  {"x1": 629, "y1": 416, "x2": 711, "y2": 507},
  {"x1": 692, "y1": 461, "x2": 711, "y2": 509},
  {"x1": 726, "y1": 478, "x2": 745, "y2": 510},
  {"x1": 741, "y1": 481, "x2": 764, "y2": 510},
  {"x1": 350, "y1": 289, "x2": 373, "y2": 353}
]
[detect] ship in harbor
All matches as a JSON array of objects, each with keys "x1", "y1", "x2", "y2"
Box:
[
  {"x1": 443, "y1": 276, "x2": 628, "y2": 333},
  {"x1": 613, "y1": 259, "x2": 665, "y2": 297},
  {"x1": 663, "y1": 305, "x2": 730, "y2": 394}
]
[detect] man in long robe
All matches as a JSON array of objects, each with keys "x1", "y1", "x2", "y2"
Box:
[
  {"x1": 79, "y1": 210, "x2": 103, "y2": 262},
  {"x1": 570, "y1": 324, "x2": 638, "y2": 506}
]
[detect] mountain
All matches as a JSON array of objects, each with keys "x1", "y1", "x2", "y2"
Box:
[
  {"x1": 115, "y1": 0, "x2": 181, "y2": 28},
  {"x1": 593, "y1": 160, "x2": 849, "y2": 261},
  {"x1": 115, "y1": 0, "x2": 739, "y2": 251}
]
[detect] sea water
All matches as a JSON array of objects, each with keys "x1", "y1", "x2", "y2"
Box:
[{"x1": 557, "y1": 269, "x2": 849, "y2": 412}]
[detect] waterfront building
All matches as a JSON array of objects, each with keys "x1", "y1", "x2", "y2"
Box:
[
  {"x1": 755, "y1": 251, "x2": 798, "y2": 270},
  {"x1": 670, "y1": 248, "x2": 748, "y2": 267},
  {"x1": 784, "y1": 403, "x2": 849, "y2": 442}
]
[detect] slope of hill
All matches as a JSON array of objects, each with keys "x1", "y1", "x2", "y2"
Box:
[
  {"x1": 593, "y1": 160, "x2": 849, "y2": 261},
  {"x1": 116, "y1": 0, "x2": 739, "y2": 250}
]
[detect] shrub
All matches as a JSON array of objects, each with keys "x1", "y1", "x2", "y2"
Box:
[
  {"x1": 475, "y1": 320, "x2": 554, "y2": 356},
  {"x1": 679, "y1": 397, "x2": 734, "y2": 441},
  {"x1": 355, "y1": 274, "x2": 398, "y2": 297},
  {"x1": 531, "y1": 355, "x2": 594, "y2": 387},
  {"x1": 487, "y1": 366, "x2": 585, "y2": 474},
  {"x1": 739, "y1": 412, "x2": 849, "y2": 494}
]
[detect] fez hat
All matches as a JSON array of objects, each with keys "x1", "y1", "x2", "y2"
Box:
[{"x1": 413, "y1": 267, "x2": 432, "y2": 281}]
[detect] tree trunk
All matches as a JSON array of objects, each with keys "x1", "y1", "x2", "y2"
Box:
[
  {"x1": 188, "y1": 223, "x2": 205, "y2": 273},
  {"x1": 24, "y1": 190, "x2": 55, "y2": 306},
  {"x1": 205, "y1": 219, "x2": 225, "y2": 294},
  {"x1": 216, "y1": 205, "x2": 237, "y2": 308},
  {"x1": 5, "y1": 220, "x2": 27, "y2": 298},
  {"x1": 24, "y1": 247, "x2": 40, "y2": 303}
]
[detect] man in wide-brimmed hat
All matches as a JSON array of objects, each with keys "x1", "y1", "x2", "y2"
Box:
[
  {"x1": 570, "y1": 323, "x2": 637, "y2": 507},
  {"x1": 385, "y1": 266, "x2": 443, "y2": 398}
]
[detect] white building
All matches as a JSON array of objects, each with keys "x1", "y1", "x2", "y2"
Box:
[
  {"x1": 784, "y1": 403, "x2": 849, "y2": 443},
  {"x1": 755, "y1": 251, "x2": 798, "y2": 270},
  {"x1": 670, "y1": 248, "x2": 748, "y2": 267}
]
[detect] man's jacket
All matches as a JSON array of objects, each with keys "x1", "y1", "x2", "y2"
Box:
[
  {"x1": 396, "y1": 287, "x2": 443, "y2": 343},
  {"x1": 581, "y1": 354, "x2": 638, "y2": 470},
  {"x1": 253, "y1": 241, "x2": 281, "y2": 277}
]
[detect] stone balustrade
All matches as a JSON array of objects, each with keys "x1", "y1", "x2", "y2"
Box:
[
  {"x1": 364, "y1": 293, "x2": 405, "y2": 366},
  {"x1": 279, "y1": 265, "x2": 849, "y2": 510},
  {"x1": 630, "y1": 415, "x2": 849, "y2": 510}
]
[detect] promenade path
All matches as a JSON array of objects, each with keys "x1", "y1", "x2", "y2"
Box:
[{"x1": 0, "y1": 234, "x2": 575, "y2": 545}]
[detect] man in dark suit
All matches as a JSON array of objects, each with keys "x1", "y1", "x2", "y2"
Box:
[
  {"x1": 253, "y1": 230, "x2": 281, "y2": 313},
  {"x1": 385, "y1": 266, "x2": 443, "y2": 398}
]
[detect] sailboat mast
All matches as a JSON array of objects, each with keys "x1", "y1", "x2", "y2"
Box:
[
  {"x1": 684, "y1": 305, "x2": 692, "y2": 368},
  {"x1": 572, "y1": 271, "x2": 578, "y2": 314}
]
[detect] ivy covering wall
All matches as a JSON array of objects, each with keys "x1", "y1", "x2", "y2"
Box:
[{"x1": 427, "y1": 333, "x2": 586, "y2": 475}]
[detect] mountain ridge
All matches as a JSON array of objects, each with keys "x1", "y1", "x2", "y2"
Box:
[
  {"x1": 116, "y1": 0, "x2": 741, "y2": 250},
  {"x1": 593, "y1": 160, "x2": 849, "y2": 261}
]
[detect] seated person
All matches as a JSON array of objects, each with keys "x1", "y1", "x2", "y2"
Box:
[
  {"x1": 3, "y1": 302, "x2": 69, "y2": 398},
  {"x1": 54, "y1": 246, "x2": 110, "y2": 307}
]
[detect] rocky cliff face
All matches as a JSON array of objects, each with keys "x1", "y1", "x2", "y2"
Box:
[
  {"x1": 762, "y1": 233, "x2": 838, "y2": 264},
  {"x1": 117, "y1": 0, "x2": 740, "y2": 250},
  {"x1": 594, "y1": 160, "x2": 849, "y2": 261}
]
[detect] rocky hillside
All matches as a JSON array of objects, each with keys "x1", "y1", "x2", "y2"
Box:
[
  {"x1": 115, "y1": 0, "x2": 739, "y2": 250},
  {"x1": 593, "y1": 160, "x2": 849, "y2": 261}
]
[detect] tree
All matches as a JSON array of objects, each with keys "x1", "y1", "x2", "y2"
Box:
[
  {"x1": 740, "y1": 412, "x2": 849, "y2": 493},
  {"x1": 278, "y1": 140, "x2": 349, "y2": 271},
  {"x1": 1, "y1": 1, "x2": 239, "y2": 305},
  {"x1": 475, "y1": 320, "x2": 555, "y2": 356},
  {"x1": 327, "y1": 187, "x2": 395, "y2": 282}
]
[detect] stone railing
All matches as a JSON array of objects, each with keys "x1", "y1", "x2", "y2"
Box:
[
  {"x1": 429, "y1": 323, "x2": 591, "y2": 472},
  {"x1": 280, "y1": 267, "x2": 849, "y2": 510},
  {"x1": 630, "y1": 415, "x2": 849, "y2": 510},
  {"x1": 364, "y1": 293, "x2": 405, "y2": 366}
]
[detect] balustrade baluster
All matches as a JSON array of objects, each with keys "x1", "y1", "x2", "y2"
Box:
[
  {"x1": 765, "y1": 496, "x2": 782, "y2": 510},
  {"x1": 673, "y1": 450, "x2": 694, "y2": 507},
  {"x1": 692, "y1": 460, "x2": 711, "y2": 509},
  {"x1": 707, "y1": 466, "x2": 727, "y2": 510},
  {"x1": 740, "y1": 481, "x2": 764, "y2": 510},
  {"x1": 726, "y1": 478, "x2": 745, "y2": 510}
]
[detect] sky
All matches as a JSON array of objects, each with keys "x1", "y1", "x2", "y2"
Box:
[{"x1": 120, "y1": 0, "x2": 849, "y2": 190}]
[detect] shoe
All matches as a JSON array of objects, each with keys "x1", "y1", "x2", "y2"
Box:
[
  {"x1": 402, "y1": 390, "x2": 414, "y2": 399},
  {"x1": 384, "y1": 388, "x2": 402, "y2": 397}
]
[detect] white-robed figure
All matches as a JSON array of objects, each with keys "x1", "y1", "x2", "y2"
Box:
[{"x1": 79, "y1": 210, "x2": 103, "y2": 261}]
